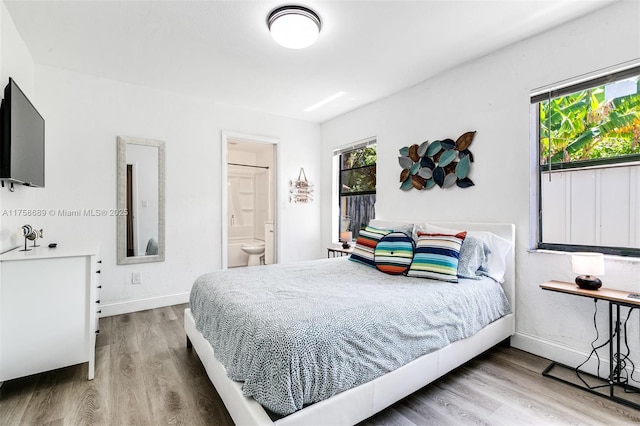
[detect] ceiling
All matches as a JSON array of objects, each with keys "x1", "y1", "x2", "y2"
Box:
[{"x1": 5, "y1": 0, "x2": 617, "y2": 123}]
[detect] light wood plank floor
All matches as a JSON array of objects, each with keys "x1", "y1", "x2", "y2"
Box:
[{"x1": 1, "y1": 304, "x2": 639, "y2": 425}]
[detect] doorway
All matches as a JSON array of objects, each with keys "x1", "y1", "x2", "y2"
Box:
[{"x1": 221, "y1": 132, "x2": 278, "y2": 269}]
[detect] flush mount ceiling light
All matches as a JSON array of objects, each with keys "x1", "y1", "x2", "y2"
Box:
[{"x1": 268, "y1": 5, "x2": 321, "y2": 49}]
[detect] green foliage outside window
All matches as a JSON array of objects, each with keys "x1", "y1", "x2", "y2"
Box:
[
  {"x1": 539, "y1": 79, "x2": 640, "y2": 164},
  {"x1": 341, "y1": 146, "x2": 376, "y2": 169},
  {"x1": 340, "y1": 146, "x2": 376, "y2": 195}
]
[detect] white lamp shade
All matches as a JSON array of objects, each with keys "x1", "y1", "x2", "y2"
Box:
[
  {"x1": 268, "y1": 7, "x2": 321, "y2": 49},
  {"x1": 571, "y1": 252, "x2": 605, "y2": 276}
]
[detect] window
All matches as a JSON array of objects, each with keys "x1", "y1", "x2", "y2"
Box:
[
  {"x1": 335, "y1": 140, "x2": 376, "y2": 241},
  {"x1": 532, "y1": 65, "x2": 640, "y2": 256}
]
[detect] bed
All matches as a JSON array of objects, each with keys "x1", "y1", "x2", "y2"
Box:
[{"x1": 184, "y1": 220, "x2": 516, "y2": 425}]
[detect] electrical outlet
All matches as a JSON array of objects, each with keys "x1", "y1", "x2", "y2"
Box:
[{"x1": 131, "y1": 272, "x2": 141, "y2": 284}]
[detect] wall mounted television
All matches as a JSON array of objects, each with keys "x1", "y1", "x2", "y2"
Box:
[{"x1": 0, "y1": 77, "x2": 45, "y2": 188}]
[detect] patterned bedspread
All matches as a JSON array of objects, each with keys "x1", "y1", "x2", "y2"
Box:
[{"x1": 189, "y1": 257, "x2": 511, "y2": 415}]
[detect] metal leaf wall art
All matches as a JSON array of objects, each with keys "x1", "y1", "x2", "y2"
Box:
[{"x1": 398, "y1": 131, "x2": 476, "y2": 191}]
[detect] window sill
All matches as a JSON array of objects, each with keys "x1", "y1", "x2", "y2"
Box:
[{"x1": 527, "y1": 248, "x2": 640, "y2": 263}]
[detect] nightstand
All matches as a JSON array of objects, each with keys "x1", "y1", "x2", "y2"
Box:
[
  {"x1": 327, "y1": 246, "x2": 353, "y2": 258},
  {"x1": 540, "y1": 280, "x2": 640, "y2": 409}
]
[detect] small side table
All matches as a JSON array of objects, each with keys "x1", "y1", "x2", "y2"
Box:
[
  {"x1": 540, "y1": 280, "x2": 640, "y2": 410},
  {"x1": 327, "y1": 246, "x2": 353, "y2": 258}
]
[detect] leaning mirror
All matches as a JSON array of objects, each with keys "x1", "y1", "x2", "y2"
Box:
[{"x1": 117, "y1": 136, "x2": 165, "y2": 264}]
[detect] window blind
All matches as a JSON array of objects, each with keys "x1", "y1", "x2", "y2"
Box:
[
  {"x1": 531, "y1": 64, "x2": 640, "y2": 104},
  {"x1": 333, "y1": 137, "x2": 376, "y2": 156}
]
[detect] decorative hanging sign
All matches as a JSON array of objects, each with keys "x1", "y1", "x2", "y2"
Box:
[
  {"x1": 290, "y1": 167, "x2": 314, "y2": 203},
  {"x1": 398, "y1": 131, "x2": 476, "y2": 191}
]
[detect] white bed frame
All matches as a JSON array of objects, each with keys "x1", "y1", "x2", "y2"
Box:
[{"x1": 184, "y1": 221, "x2": 516, "y2": 426}]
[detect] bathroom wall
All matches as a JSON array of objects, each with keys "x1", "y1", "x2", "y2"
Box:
[
  {"x1": 255, "y1": 144, "x2": 275, "y2": 242},
  {"x1": 227, "y1": 147, "x2": 273, "y2": 241},
  {"x1": 227, "y1": 165, "x2": 260, "y2": 239},
  {"x1": 253, "y1": 167, "x2": 270, "y2": 240}
]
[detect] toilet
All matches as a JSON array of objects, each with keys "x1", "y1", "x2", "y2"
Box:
[{"x1": 241, "y1": 241, "x2": 265, "y2": 266}]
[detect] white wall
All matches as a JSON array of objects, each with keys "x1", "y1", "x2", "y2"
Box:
[
  {"x1": 0, "y1": 1, "x2": 34, "y2": 100},
  {"x1": 322, "y1": 0, "x2": 640, "y2": 379},
  {"x1": 0, "y1": 6, "x2": 322, "y2": 314},
  {"x1": 0, "y1": 0, "x2": 36, "y2": 247}
]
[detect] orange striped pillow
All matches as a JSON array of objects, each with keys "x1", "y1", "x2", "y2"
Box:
[{"x1": 349, "y1": 225, "x2": 392, "y2": 268}]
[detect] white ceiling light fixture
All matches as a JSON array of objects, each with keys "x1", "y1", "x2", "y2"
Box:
[{"x1": 268, "y1": 5, "x2": 321, "y2": 49}]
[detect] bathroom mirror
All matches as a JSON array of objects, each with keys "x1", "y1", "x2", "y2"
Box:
[{"x1": 117, "y1": 136, "x2": 165, "y2": 264}]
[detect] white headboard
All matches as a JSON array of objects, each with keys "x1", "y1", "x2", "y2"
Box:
[{"x1": 369, "y1": 219, "x2": 516, "y2": 314}]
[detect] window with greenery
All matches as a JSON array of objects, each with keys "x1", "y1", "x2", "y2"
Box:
[
  {"x1": 532, "y1": 65, "x2": 640, "y2": 256},
  {"x1": 337, "y1": 142, "x2": 376, "y2": 240}
]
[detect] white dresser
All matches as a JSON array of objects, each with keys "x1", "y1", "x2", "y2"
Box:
[{"x1": 0, "y1": 243, "x2": 100, "y2": 381}]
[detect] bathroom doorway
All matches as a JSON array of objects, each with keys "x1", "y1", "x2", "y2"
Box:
[{"x1": 221, "y1": 132, "x2": 278, "y2": 269}]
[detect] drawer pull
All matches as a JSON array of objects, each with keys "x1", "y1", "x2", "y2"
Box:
[
  {"x1": 97, "y1": 310, "x2": 102, "y2": 314},
  {"x1": 96, "y1": 299, "x2": 100, "y2": 304},
  {"x1": 97, "y1": 260, "x2": 102, "y2": 263},
  {"x1": 95, "y1": 330, "x2": 100, "y2": 334},
  {"x1": 96, "y1": 270, "x2": 101, "y2": 274},
  {"x1": 97, "y1": 285, "x2": 102, "y2": 289}
]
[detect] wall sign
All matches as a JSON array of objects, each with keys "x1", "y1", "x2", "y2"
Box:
[
  {"x1": 398, "y1": 131, "x2": 476, "y2": 191},
  {"x1": 290, "y1": 167, "x2": 314, "y2": 203}
]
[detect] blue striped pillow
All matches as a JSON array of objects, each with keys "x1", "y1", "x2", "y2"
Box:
[
  {"x1": 374, "y1": 232, "x2": 415, "y2": 275},
  {"x1": 406, "y1": 231, "x2": 467, "y2": 282}
]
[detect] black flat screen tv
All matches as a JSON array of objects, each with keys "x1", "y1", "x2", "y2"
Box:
[{"x1": 0, "y1": 77, "x2": 45, "y2": 188}]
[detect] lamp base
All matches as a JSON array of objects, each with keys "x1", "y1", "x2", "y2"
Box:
[
  {"x1": 341, "y1": 241, "x2": 351, "y2": 249},
  {"x1": 575, "y1": 275, "x2": 602, "y2": 290}
]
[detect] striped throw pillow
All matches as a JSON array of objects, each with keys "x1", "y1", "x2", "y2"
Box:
[
  {"x1": 349, "y1": 225, "x2": 392, "y2": 268},
  {"x1": 374, "y1": 232, "x2": 415, "y2": 275},
  {"x1": 406, "y1": 231, "x2": 467, "y2": 282}
]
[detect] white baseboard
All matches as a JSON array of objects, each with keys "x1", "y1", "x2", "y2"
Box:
[
  {"x1": 512, "y1": 332, "x2": 594, "y2": 368},
  {"x1": 512, "y1": 331, "x2": 640, "y2": 386},
  {"x1": 99, "y1": 292, "x2": 190, "y2": 317}
]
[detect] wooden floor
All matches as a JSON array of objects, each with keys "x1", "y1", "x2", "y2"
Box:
[{"x1": 1, "y1": 304, "x2": 640, "y2": 425}]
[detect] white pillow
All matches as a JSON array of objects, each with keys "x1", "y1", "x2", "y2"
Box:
[{"x1": 419, "y1": 223, "x2": 512, "y2": 283}]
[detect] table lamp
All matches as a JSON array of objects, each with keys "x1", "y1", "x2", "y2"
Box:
[
  {"x1": 340, "y1": 231, "x2": 352, "y2": 249},
  {"x1": 571, "y1": 252, "x2": 605, "y2": 290}
]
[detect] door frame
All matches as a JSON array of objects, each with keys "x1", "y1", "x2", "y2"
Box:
[{"x1": 221, "y1": 131, "x2": 279, "y2": 269}]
